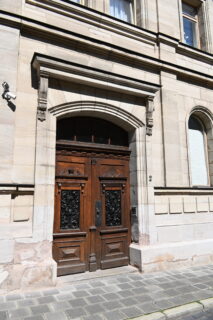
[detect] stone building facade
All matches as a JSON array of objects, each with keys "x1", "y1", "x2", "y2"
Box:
[{"x1": 0, "y1": 0, "x2": 212, "y2": 292}]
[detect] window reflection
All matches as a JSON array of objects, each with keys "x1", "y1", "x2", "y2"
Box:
[
  {"x1": 188, "y1": 116, "x2": 208, "y2": 186},
  {"x1": 110, "y1": 0, "x2": 132, "y2": 23}
]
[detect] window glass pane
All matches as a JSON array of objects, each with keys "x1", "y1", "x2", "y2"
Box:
[
  {"x1": 110, "y1": 0, "x2": 132, "y2": 23},
  {"x1": 182, "y1": 3, "x2": 196, "y2": 17},
  {"x1": 188, "y1": 117, "x2": 208, "y2": 186},
  {"x1": 183, "y1": 17, "x2": 197, "y2": 47},
  {"x1": 71, "y1": 0, "x2": 80, "y2": 3}
]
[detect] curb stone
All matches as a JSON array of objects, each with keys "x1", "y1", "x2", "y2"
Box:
[
  {"x1": 133, "y1": 298, "x2": 213, "y2": 320},
  {"x1": 163, "y1": 302, "x2": 202, "y2": 319},
  {"x1": 200, "y1": 297, "x2": 213, "y2": 311}
]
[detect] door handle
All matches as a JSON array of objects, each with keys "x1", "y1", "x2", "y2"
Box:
[{"x1": 95, "y1": 200, "x2": 102, "y2": 227}]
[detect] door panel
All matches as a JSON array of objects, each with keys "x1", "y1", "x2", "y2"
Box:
[{"x1": 53, "y1": 149, "x2": 130, "y2": 275}]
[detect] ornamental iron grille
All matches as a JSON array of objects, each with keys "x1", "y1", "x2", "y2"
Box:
[
  {"x1": 60, "y1": 190, "x2": 80, "y2": 229},
  {"x1": 105, "y1": 190, "x2": 122, "y2": 226}
]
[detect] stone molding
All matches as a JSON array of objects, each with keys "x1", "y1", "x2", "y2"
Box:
[
  {"x1": 32, "y1": 54, "x2": 159, "y2": 131},
  {"x1": 146, "y1": 96, "x2": 155, "y2": 136},
  {"x1": 37, "y1": 73, "x2": 49, "y2": 121},
  {"x1": 25, "y1": 0, "x2": 156, "y2": 46},
  {"x1": 49, "y1": 101, "x2": 144, "y2": 130}
]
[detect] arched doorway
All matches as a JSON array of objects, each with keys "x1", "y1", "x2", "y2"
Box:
[{"x1": 53, "y1": 117, "x2": 131, "y2": 276}]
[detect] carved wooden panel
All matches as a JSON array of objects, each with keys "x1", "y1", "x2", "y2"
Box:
[
  {"x1": 53, "y1": 238, "x2": 87, "y2": 276},
  {"x1": 100, "y1": 235, "x2": 129, "y2": 269},
  {"x1": 56, "y1": 161, "x2": 85, "y2": 177},
  {"x1": 60, "y1": 190, "x2": 80, "y2": 229}
]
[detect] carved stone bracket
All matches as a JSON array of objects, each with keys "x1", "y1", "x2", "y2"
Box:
[
  {"x1": 146, "y1": 96, "x2": 155, "y2": 136},
  {"x1": 37, "y1": 73, "x2": 49, "y2": 121}
]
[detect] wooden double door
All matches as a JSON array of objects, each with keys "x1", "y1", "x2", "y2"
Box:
[{"x1": 53, "y1": 145, "x2": 131, "y2": 276}]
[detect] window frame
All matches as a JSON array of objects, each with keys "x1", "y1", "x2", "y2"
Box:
[
  {"x1": 106, "y1": 0, "x2": 135, "y2": 24},
  {"x1": 70, "y1": 0, "x2": 84, "y2": 4},
  {"x1": 187, "y1": 114, "x2": 210, "y2": 187},
  {"x1": 181, "y1": 1, "x2": 200, "y2": 48}
]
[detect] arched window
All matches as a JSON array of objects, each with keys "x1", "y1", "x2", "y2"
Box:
[
  {"x1": 57, "y1": 117, "x2": 129, "y2": 147},
  {"x1": 188, "y1": 115, "x2": 208, "y2": 186}
]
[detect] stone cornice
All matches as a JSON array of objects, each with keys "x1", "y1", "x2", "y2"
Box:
[
  {"x1": 32, "y1": 53, "x2": 160, "y2": 98},
  {"x1": 0, "y1": 10, "x2": 212, "y2": 86}
]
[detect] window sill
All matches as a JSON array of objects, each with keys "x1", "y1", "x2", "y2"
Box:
[
  {"x1": 177, "y1": 42, "x2": 213, "y2": 64},
  {"x1": 154, "y1": 187, "x2": 213, "y2": 196}
]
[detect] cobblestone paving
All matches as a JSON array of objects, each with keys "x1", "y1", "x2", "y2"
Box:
[{"x1": 1, "y1": 265, "x2": 213, "y2": 319}]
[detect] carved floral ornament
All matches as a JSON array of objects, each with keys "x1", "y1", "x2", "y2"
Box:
[{"x1": 32, "y1": 54, "x2": 160, "y2": 134}]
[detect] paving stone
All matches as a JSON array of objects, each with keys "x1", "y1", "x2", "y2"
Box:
[
  {"x1": 59, "y1": 285, "x2": 76, "y2": 293},
  {"x1": 56, "y1": 293, "x2": 73, "y2": 301},
  {"x1": 121, "y1": 306, "x2": 143, "y2": 318},
  {"x1": 42, "y1": 289, "x2": 59, "y2": 296},
  {"x1": 87, "y1": 288, "x2": 106, "y2": 295},
  {"x1": 65, "y1": 307, "x2": 87, "y2": 318},
  {"x1": 17, "y1": 299, "x2": 36, "y2": 307},
  {"x1": 0, "y1": 311, "x2": 7, "y2": 320},
  {"x1": 161, "y1": 288, "x2": 179, "y2": 297},
  {"x1": 8, "y1": 307, "x2": 30, "y2": 318},
  {"x1": 6, "y1": 294, "x2": 23, "y2": 301},
  {"x1": 25, "y1": 292, "x2": 42, "y2": 299},
  {"x1": 37, "y1": 296, "x2": 56, "y2": 304},
  {"x1": 44, "y1": 311, "x2": 68, "y2": 320},
  {"x1": 72, "y1": 290, "x2": 91, "y2": 298},
  {"x1": 90, "y1": 281, "x2": 106, "y2": 288},
  {"x1": 24, "y1": 316, "x2": 44, "y2": 320},
  {"x1": 155, "y1": 299, "x2": 177, "y2": 310},
  {"x1": 85, "y1": 303, "x2": 105, "y2": 314},
  {"x1": 102, "y1": 300, "x2": 123, "y2": 311},
  {"x1": 117, "y1": 283, "x2": 134, "y2": 290},
  {"x1": 117, "y1": 290, "x2": 133, "y2": 298},
  {"x1": 102, "y1": 286, "x2": 120, "y2": 293},
  {"x1": 131, "y1": 281, "x2": 144, "y2": 288},
  {"x1": 120, "y1": 297, "x2": 138, "y2": 307},
  {"x1": 138, "y1": 302, "x2": 160, "y2": 314},
  {"x1": 0, "y1": 302, "x2": 16, "y2": 311},
  {"x1": 86, "y1": 295, "x2": 105, "y2": 304},
  {"x1": 31, "y1": 305, "x2": 50, "y2": 315},
  {"x1": 83, "y1": 315, "x2": 103, "y2": 320},
  {"x1": 176, "y1": 285, "x2": 197, "y2": 294},
  {"x1": 102, "y1": 310, "x2": 126, "y2": 320},
  {"x1": 49, "y1": 301, "x2": 70, "y2": 312},
  {"x1": 74, "y1": 284, "x2": 91, "y2": 290},
  {"x1": 69, "y1": 298, "x2": 88, "y2": 308},
  {"x1": 136, "y1": 287, "x2": 150, "y2": 294},
  {"x1": 102, "y1": 293, "x2": 120, "y2": 301},
  {"x1": 134, "y1": 294, "x2": 153, "y2": 304},
  {"x1": 116, "y1": 277, "x2": 130, "y2": 283}
]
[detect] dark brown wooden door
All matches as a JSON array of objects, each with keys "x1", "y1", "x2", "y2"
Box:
[{"x1": 53, "y1": 146, "x2": 130, "y2": 276}]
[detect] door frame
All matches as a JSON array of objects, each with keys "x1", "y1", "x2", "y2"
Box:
[{"x1": 33, "y1": 101, "x2": 156, "y2": 279}]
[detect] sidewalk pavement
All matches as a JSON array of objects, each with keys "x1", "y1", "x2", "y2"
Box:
[{"x1": 1, "y1": 264, "x2": 213, "y2": 320}]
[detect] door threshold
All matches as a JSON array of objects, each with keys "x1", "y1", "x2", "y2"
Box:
[{"x1": 57, "y1": 265, "x2": 138, "y2": 285}]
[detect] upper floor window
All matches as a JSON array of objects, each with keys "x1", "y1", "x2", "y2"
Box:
[
  {"x1": 188, "y1": 115, "x2": 208, "y2": 186},
  {"x1": 182, "y1": 2, "x2": 199, "y2": 47},
  {"x1": 110, "y1": 0, "x2": 133, "y2": 23}
]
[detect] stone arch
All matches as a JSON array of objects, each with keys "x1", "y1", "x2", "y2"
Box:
[
  {"x1": 187, "y1": 106, "x2": 213, "y2": 186},
  {"x1": 49, "y1": 100, "x2": 145, "y2": 131}
]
